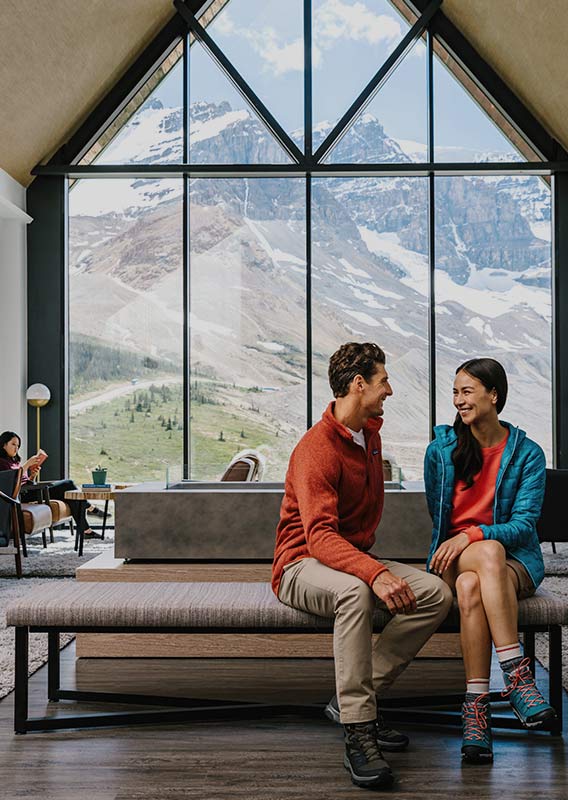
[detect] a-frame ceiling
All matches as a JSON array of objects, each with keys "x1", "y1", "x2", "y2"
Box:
[
  {"x1": 0, "y1": 0, "x2": 174, "y2": 186},
  {"x1": 1, "y1": 0, "x2": 567, "y2": 187}
]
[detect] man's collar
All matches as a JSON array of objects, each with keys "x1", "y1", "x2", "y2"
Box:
[{"x1": 323, "y1": 401, "x2": 383, "y2": 438}]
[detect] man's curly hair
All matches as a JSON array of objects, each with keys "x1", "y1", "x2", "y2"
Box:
[{"x1": 328, "y1": 342, "x2": 386, "y2": 398}]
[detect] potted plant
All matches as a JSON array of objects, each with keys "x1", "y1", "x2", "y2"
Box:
[{"x1": 91, "y1": 464, "x2": 108, "y2": 486}]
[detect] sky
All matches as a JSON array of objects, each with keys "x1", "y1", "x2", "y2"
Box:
[{"x1": 154, "y1": 0, "x2": 517, "y2": 159}]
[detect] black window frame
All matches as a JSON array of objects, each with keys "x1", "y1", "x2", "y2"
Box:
[{"x1": 27, "y1": 0, "x2": 568, "y2": 479}]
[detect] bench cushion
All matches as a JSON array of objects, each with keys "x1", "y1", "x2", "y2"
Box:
[
  {"x1": 5, "y1": 582, "x2": 357, "y2": 630},
  {"x1": 5, "y1": 582, "x2": 568, "y2": 630}
]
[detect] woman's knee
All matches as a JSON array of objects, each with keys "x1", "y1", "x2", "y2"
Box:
[
  {"x1": 474, "y1": 539, "x2": 507, "y2": 575},
  {"x1": 455, "y1": 571, "x2": 482, "y2": 613}
]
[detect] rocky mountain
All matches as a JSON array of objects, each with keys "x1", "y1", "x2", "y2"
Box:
[{"x1": 68, "y1": 99, "x2": 553, "y2": 475}]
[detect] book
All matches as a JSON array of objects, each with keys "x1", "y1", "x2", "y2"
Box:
[
  {"x1": 36, "y1": 449, "x2": 48, "y2": 466},
  {"x1": 81, "y1": 483, "x2": 111, "y2": 489}
]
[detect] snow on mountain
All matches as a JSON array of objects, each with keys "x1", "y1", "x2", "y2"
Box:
[
  {"x1": 68, "y1": 99, "x2": 554, "y2": 466},
  {"x1": 70, "y1": 178, "x2": 182, "y2": 218},
  {"x1": 396, "y1": 139, "x2": 427, "y2": 160},
  {"x1": 97, "y1": 104, "x2": 182, "y2": 165}
]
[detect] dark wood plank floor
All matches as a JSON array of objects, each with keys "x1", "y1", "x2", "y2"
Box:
[{"x1": 0, "y1": 645, "x2": 566, "y2": 799}]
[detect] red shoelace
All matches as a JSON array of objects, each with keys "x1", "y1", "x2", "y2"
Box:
[
  {"x1": 463, "y1": 693, "x2": 490, "y2": 741},
  {"x1": 501, "y1": 657, "x2": 543, "y2": 708}
]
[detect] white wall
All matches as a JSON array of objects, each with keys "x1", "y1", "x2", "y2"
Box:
[{"x1": 0, "y1": 168, "x2": 31, "y2": 453}]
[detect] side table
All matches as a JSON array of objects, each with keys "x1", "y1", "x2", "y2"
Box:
[{"x1": 64, "y1": 484, "x2": 133, "y2": 556}]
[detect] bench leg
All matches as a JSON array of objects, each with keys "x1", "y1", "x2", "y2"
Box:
[
  {"x1": 549, "y1": 625, "x2": 563, "y2": 734},
  {"x1": 14, "y1": 627, "x2": 29, "y2": 734},
  {"x1": 524, "y1": 630, "x2": 536, "y2": 674},
  {"x1": 48, "y1": 632, "x2": 60, "y2": 702}
]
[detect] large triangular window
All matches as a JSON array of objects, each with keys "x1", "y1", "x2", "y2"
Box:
[
  {"x1": 190, "y1": 40, "x2": 294, "y2": 164},
  {"x1": 323, "y1": 36, "x2": 427, "y2": 163},
  {"x1": 65, "y1": 0, "x2": 553, "y2": 485}
]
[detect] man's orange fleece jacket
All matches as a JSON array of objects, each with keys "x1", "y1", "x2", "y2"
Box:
[{"x1": 272, "y1": 402, "x2": 388, "y2": 596}]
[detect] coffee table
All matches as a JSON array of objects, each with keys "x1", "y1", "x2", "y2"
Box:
[{"x1": 64, "y1": 484, "x2": 133, "y2": 556}]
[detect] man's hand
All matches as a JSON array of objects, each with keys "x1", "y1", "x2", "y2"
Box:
[
  {"x1": 430, "y1": 532, "x2": 470, "y2": 576},
  {"x1": 372, "y1": 570, "x2": 417, "y2": 615}
]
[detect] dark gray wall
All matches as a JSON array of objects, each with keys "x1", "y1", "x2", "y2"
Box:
[{"x1": 26, "y1": 176, "x2": 67, "y2": 479}]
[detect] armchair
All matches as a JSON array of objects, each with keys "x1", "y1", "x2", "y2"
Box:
[
  {"x1": 0, "y1": 469, "x2": 24, "y2": 576},
  {"x1": 220, "y1": 449, "x2": 265, "y2": 482},
  {"x1": 16, "y1": 477, "x2": 54, "y2": 550},
  {"x1": 20, "y1": 480, "x2": 75, "y2": 544}
]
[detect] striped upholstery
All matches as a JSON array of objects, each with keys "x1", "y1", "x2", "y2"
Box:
[{"x1": 6, "y1": 582, "x2": 568, "y2": 630}]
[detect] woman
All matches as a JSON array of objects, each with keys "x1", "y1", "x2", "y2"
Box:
[
  {"x1": 424, "y1": 358, "x2": 554, "y2": 764},
  {"x1": 0, "y1": 431, "x2": 95, "y2": 538}
]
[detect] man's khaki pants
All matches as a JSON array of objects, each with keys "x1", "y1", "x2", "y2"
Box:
[{"x1": 278, "y1": 557, "x2": 453, "y2": 724}]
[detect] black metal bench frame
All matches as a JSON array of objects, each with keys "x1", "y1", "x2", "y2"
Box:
[{"x1": 14, "y1": 621, "x2": 563, "y2": 736}]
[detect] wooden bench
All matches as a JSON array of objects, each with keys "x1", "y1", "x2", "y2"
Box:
[{"x1": 7, "y1": 581, "x2": 567, "y2": 735}]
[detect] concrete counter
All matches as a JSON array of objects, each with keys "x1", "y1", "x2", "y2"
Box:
[{"x1": 115, "y1": 481, "x2": 433, "y2": 561}]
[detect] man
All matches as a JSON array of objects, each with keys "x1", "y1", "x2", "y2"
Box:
[{"x1": 272, "y1": 342, "x2": 453, "y2": 790}]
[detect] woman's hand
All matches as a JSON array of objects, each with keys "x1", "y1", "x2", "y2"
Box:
[
  {"x1": 430, "y1": 532, "x2": 470, "y2": 576},
  {"x1": 21, "y1": 454, "x2": 42, "y2": 473}
]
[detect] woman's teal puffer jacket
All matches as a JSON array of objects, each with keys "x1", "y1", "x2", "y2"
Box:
[{"x1": 424, "y1": 421, "x2": 546, "y2": 589}]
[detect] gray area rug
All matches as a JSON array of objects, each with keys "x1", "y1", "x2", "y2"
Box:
[
  {"x1": 0, "y1": 527, "x2": 116, "y2": 699},
  {"x1": 536, "y1": 544, "x2": 568, "y2": 690},
  {"x1": 541, "y1": 541, "x2": 568, "y2": 576},
  {"x1": 0, "y1": 536, "x2": 565, "y2": 701},
  {"x1": 0, "y1": 578, "x2": 75, "y2": 699},
  {"x1": 0, "y1": 526, "x2": 115, "y2": 578}
]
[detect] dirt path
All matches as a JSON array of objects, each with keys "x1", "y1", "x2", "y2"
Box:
[{"x1": 70, "y1": 376, "x2": 182, "y2": 416}]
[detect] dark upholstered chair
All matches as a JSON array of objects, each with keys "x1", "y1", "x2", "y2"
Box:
[
  {"x1": 537, "y1": 468, "x2": 568, "y2": 554},
  {"x1": 0, "y1": 469, "x2": 24, "y2": 576}
]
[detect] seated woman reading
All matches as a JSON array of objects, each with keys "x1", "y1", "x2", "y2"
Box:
[
  {"x1": 424, "y1": 358, "x2": 554, "y2": 764},
  {"x1": 0, "y1": 430, "x2": 95, "y2": 537}
]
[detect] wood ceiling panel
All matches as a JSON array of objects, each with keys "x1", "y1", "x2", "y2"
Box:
[
  {"x1": 442, "y1": 0, "x2": 568, "y2": 155},
  {"x1": 0, "y1": 0, "x2": 173, "y2": 186},
  {"x1": 1, "y1": 1, "x2": 567, "y2": 187}
]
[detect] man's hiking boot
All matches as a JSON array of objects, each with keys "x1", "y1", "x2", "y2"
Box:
[
  {"x1": 343, "y1": 722, "x2": 394, "y2": 789},
  {"x1": 326, "y1": 694, "x2": 410, "y2": 751}
]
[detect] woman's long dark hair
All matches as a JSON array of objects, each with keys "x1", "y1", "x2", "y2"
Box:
[
  {"x1": 0, "y1": 431, "x2": 21, "y2": 463},
  {"x1": 452, "y1": 358, "x2": 508, "y2": 488}
]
